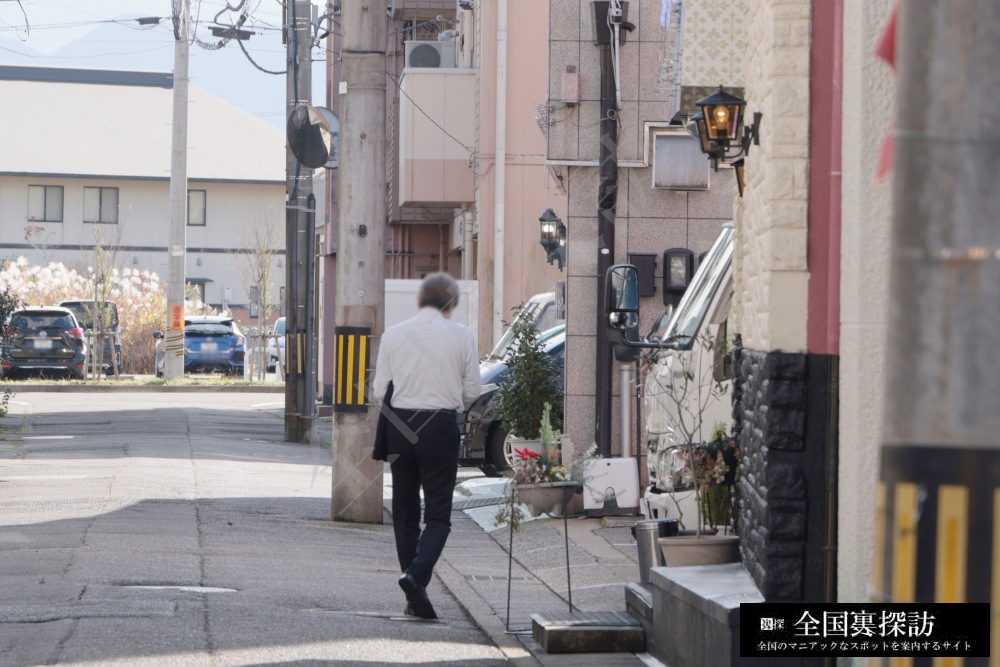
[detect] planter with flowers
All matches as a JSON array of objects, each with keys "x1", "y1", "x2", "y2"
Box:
[
  {"x1": 510, "y1": 404, "x2": 579, "y2": 517},
  {"x1": 645, "y1": 330, "x2": 741, "y2": 566},
  {"x1": 495, "y1": 403, "x2": 581, "y2": 528}
]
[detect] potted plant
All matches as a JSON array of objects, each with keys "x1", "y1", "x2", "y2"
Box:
[
  {"x1": 492, "y1": 305, "x2": 563, "y2": 450},
  {"x1": 495, "y1": 403, "x2": 585, "y2": 528},
  {"x1": 647, "y1": 329, "x2": 741, "y2": 566}
]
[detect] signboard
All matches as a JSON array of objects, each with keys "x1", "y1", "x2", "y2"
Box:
[{"x1": 169, "y1": 304, "x2": 184, "y2": 332}]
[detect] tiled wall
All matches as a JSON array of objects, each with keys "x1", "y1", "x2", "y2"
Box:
[{"x1": 548, "y1": 0, "x2": 743, "y2": 456}]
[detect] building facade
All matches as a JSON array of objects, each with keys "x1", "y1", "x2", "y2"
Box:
[
  {"x1": 0, "y1": 66, "x2": 287, "y2": 318},
  {"x1": 545, "y1": 0, "x2": 743, "y2": 459}
]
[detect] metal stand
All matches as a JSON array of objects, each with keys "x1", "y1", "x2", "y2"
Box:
[{"x1": 504, "y1": 483, "x2": 581, "y2": 633}]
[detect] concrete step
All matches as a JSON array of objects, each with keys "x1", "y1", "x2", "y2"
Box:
[{"x1": 531, "y1": 610, "x2": 644, "y2": 654}]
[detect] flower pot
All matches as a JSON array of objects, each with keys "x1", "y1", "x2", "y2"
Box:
[
  {"x1": 516, "y1": 481, "x2": 580, "y2": 517},
  {"x1": 656, "y1": 534, "x2": 740, "y2": 567}
]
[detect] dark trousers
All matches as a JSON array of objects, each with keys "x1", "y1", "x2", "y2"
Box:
[{"x1": 387, "y1": 408, "x2": 459, "y2": 588}]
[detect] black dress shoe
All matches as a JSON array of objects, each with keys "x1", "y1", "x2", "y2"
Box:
[{"x1": 398, "y1": 573, "x2": 437, "y2": 620}]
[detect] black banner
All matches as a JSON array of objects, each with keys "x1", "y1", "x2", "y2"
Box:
[{"x1": 741, "y1": 603, "x2": 989, "y2": 657}]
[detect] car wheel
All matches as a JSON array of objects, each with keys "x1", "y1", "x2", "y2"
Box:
[{"x1": 487, "y1": 423, "x2": 513, "y2": 473}]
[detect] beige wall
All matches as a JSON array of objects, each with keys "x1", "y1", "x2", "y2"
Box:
[
  {"x1": 732, "y1": 0, "x2": 811, "y2": 353},
  {"x1": 475, "y1": 0, "x2": 567, "y2": 354},
  {"x1": 398, "y1": 70, "x2": 477, "y2": 206},
  {"x1": 0, "y1": 176, "x2": 285, "y2": 307},
  {"x1": 837, "y1": 0, "x2": 895, "y2": 609}
]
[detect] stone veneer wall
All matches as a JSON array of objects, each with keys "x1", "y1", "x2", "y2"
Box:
[
  {"x1": 734, "y1": 346, "x2": 835, "y2": 602},
  {"x1": 732, "y1": 0, "x2": 811, "y2": 352}
]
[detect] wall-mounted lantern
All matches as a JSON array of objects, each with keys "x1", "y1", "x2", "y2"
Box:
[
  {"x1": 687, "y1": 85, "x2": 763, "y2": 189},
  {"x1": 539, "y1": 208, "x2": 566, "y2": 271}
]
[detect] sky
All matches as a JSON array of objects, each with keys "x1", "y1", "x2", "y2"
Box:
[{"x1": 0, "y1": 0, "x2": 327, "y2": 130}]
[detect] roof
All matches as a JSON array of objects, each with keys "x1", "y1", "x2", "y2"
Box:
[{"x1": 0, "y1": 65, "x2": 285, "y2": 184}]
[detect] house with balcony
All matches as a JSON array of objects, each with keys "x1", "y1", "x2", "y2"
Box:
[{"x1": 0, "y1": 65, "x2": 286, "y2": 319}]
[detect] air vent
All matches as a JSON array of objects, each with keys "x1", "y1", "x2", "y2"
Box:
[{"x1": 404, "y1": 40, "x2": 456, "y2": 69}]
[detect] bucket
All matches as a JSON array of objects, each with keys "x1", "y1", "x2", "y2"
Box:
[{"x1": 630, "y1": 518, "x2": 679, "y2": 584}]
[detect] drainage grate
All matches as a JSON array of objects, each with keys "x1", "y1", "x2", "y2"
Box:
[{"x1": 466, "y1": 574, "x2": 531, "y2": 582}]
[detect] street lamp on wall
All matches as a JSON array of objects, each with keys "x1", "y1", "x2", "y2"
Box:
[
  {"x1": 538, "y1": 208, "x2": 566, "y2": 271},
  {"x1": 687, "y1": 85, "x2": 763, "y2": 183}
]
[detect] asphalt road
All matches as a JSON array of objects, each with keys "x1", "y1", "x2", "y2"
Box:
[{"x1": 0, "y1": 391, "x2": 507, "y2": 666}]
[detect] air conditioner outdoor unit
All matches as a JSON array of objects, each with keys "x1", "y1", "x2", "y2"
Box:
[{"x1": 405, "y1": 40, "x2": 457, "y2": 68}]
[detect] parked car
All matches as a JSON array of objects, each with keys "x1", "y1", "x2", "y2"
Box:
[
  {"x1": 58, "y1": 300, "x2": 122, "y2": 375},
  {"x1": 479, "y1": 291, "x2": 561, "y2": 373},
  {"x1": 2, "y1": 306, "x2": 87, "y2": 380},
  {"x1": 153, "y1": 316, "x2": 246, "y2": 376},
  {"x1": 264, "y1": 316, "x2": 285, "y2": 372},
  {"x1": 459, "y1": 324, "x2": 565, "y2": 475}
]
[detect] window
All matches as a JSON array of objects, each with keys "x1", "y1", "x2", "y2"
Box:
[
  {"x1": 27, "y1": 185, "x2": 64, "y2": 222},
  {"x1": 188, "y1": 189, "x2": 206, "y2": 226},
  {"x1": 186, "y1": 281, "x2": 206, "y2": 303},
  {"x1": 83, "y1": 187, "x2": 119, "y2": 223}
]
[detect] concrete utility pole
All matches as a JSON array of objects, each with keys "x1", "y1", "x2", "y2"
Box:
[
  {"x1": 164, "y1": 0, "x2": 190, "y2": 379},
  {"x1": 879, "y1": 1, "x2": 1000, "y2": 609},
  {"x1": 283, "y1": 0, "x2": 315, "y2": 442},
  {"x1": 594, "y1": 1, "x2": 621, "y2": 457},
  {"x1": 330, "y1": 0, "x2": 386, "y2": 523}
]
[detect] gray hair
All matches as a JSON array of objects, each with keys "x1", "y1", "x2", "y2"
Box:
[{"x1": 418, "y1": 273, "x2": 459, "y2": 311}]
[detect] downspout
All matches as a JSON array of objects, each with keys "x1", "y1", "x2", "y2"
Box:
[
  {"x1": 462, "y1": 205, "x2": 474, "y2": 279},
  {"x1": 492, "y1": 0, "x2": 507, "y2": 346}
]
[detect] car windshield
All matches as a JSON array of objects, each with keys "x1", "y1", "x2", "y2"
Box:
[
  {"x1": 274, "y1": 318, "x2": 285, "y2": 335},
  {"x1": 186, "y1": 322, "x2": 235, "y2": 337},
  {"x1": 61, "y1": 302, "x2": 118, "y2": 330},
  {"x1": 658, "y1": 226, "x2": 734, "y2": 348},
  {"x1": 12, "y1": 312, "x2": 75, "y2": 333}
]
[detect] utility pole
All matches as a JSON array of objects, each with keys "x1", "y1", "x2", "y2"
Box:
[
  {"x1": 879, "y1": 0, "x2": 1000, "y2": 611},
  {"x1": 330, "y1": 0, "x2": 386, "y2": 523},
  {"x1": 594, "y1": 0, "x2": 622, "y2": 457},
  {"x1": 164, "y1": 0, "x2": 190, "y2": 379},
  {"x1": 283, "y1": 0, "x2": 315, "y2": 442}
]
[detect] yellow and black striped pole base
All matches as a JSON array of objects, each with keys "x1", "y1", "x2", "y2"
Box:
[
  {"x1": 334, "y1": 326, "x2": 370, "y2": 413},
  {"x1": 877, "y1": 444, "x2": 999, "y2": 665}
]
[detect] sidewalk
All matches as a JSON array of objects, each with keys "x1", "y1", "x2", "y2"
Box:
[{"x1": 389, "y1": 474, "x2": 658, "y2": 666}]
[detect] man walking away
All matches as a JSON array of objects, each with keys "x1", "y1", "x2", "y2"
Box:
[{"x1": 372, "y1": 273, "x2": 481, "y2": 619}]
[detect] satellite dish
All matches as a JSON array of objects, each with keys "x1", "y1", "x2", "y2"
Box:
[{"x1": 287, "y1": 105, "x2": 340, "y2": 169}]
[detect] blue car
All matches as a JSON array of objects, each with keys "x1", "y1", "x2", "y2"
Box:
[
  {"x1": 154, "y1": 316, "x2": 246, "y2": 376},
  {"x1": 459, "y1": 325, "x2": 565, "y2": 475}
]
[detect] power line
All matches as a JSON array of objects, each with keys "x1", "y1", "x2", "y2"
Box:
[{"x1": 387, "y1": 70, "x2": 475, "y2": 157}]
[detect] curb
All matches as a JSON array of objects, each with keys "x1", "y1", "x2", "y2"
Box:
[
  {"x1": 435, "y1": 558, "x2": 541, "y2": 666},
  {"x1": 1, "y1": 384, "x2": 284, "y2": 393}
]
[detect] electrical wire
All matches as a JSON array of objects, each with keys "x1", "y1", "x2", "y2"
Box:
[
  {"x1": 14, "y1": 0, "x2": 29, "y2": 40},
  {"x1": 387, "y1": 70, "x2": 475, "y2": 157},
  {"x1": 237, "y1": 35, "x2": 284, "y2": 74}
]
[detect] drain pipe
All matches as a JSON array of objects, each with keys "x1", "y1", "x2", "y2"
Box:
[
  {"x1": 492, "y1": 0, "x2": 507, "y2": 346},
  {"x1": 619, "y1": 362, "x2": 632, "y2": 458},
  {"x1": 461, "y1": 205, "x2": 474, "y2": 279}
]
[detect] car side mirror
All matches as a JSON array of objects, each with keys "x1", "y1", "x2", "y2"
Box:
[
  {"x1": 152, "y1": 331, "x2": 163, "y2": 339},
  {"x1": 605, "y1": 264, "x2": 640, "y2": 330}
]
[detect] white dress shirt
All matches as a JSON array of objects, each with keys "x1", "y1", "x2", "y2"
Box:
[{"x1": 373, "y1": 307, "x2": 481, "y2": 412}]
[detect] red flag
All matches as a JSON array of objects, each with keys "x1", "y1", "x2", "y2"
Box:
[
  {"x1": 874, "y1": 3, "x2": 899, "y2": 183},
  {"x1": 874, "y1": 3, "x2": 899, "y2": 70}
]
